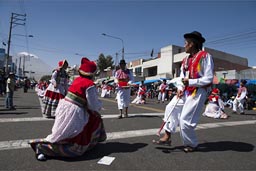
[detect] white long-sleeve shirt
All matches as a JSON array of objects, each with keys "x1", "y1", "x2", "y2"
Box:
[{"x1": 180, "y1": 52, "x2": 214, "y2": 88}]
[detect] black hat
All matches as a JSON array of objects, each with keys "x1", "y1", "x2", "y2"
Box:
[
  {"x1": 119, "y1": 59, "x2": 126, "y2": 65},
  {"x1": 184, "y1": 31, "x2": 205, "y2": 43},
  {"x1": 241, "y1": 79, "x2": 247, "y2": 85}
]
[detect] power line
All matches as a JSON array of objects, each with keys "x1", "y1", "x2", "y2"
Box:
[
  {"x1": 206, "y1": 31, "x2": 256, "y2": 45},
  {"x1": 206, "y1": 27, "x2": 256, "y2": 43},
  {"x1": 205, "y1": 29, "x2": 256, "y2": 46}
]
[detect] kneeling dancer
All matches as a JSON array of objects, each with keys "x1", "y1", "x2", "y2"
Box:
[{"x1": 29, "y1": 57, "x2": 106, "y2": 161}]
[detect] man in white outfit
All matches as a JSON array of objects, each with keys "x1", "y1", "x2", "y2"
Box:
[
  {"x1": 115, "y1": 59, "x2": 134, "y2": 119},
  {"x1": 153, "y1": 31, "x2": 214, "y2": 152},
  {"x1": 232, "y1": 80, "x2": 247, "y2": 114},
  {"x1": 157, "y1": 79, "x2": 167, "y2": 103}
]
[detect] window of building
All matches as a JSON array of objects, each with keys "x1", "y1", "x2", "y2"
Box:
[
  {"x1": 135, "y1": 67, "x2": 142, "y2": 76},
  {"x1": 148, "y1": 66, "x2": 157, "y2": 77}
]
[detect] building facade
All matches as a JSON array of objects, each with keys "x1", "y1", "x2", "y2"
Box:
[
  {"x1": 0, "y1": 48, "x2": 14, "y2": 75},
  {"x1": 128, "y1": 44, "x2": 252, "y2": 81}
]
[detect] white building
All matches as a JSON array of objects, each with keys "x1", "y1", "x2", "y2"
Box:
[{"x1": 128, "y1": 44, "x2": 251, "y2": 81}]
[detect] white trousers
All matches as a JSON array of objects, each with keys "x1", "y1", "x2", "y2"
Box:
[
  {"x1": 158, "y1": 92, "x2": 166, "y2": 102},
  {"x1": 132, "y1": 95, "x2": 142, "y2": 104},
  {"x1": 232, "y1": 98, "x2": 245, "y2": 113},
  {"x1": 116, "y1": 88, "x2": 131, "y2": 109},
  {"x1": 101, "y1": 89, "x2": 108, "y2": 98},
  {"x1": 163, "y1": 88, "x2": 207, "y2": 147}
]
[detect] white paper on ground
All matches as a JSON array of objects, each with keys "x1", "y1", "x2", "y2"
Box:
[{"x1": 97, "y1": 156, "x2": 115, "y2": 165}]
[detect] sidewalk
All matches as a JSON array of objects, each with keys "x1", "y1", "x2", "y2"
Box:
[{"x1": 0, "y1": 88, "x2": 42, "y2": 118}]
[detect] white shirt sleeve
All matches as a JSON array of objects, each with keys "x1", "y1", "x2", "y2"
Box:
[
  {"x1": 188, "y1": 53, "x2": 214, "y2": 87},
  {"x1": 178, "y1": 63, "x2": 187, "y2": 91},
  {"x1": 128, "y1": 71, "x2": 134, "y2": 84},
  {"x1": 114, "y1": 71, "x2": 119, "y2": 83},
  {"x1": 237, "y1": 89, "x2": 247, "y2": 101},
  {"x1": 86, "y1": 85, "x2": 102, "y2": 112},
  {"x1": 218, "y1": 98, "x2": 225, "y2": 110},
  {"x1": 50, "y1": 70, "x2": 58, "y2": 85}
]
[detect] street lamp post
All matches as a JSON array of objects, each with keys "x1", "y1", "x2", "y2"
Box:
[
  {"x1": 102, "y1": 33, "x2": 124, "y2": 60},
  {"x1": 11, "y1": 33, "x2": 34, "y2": 77},
  {"x1": 12, "y1": 34, "x2": 33, "y2": 38},
  {"x1": 13, "y1": 34, "x2": 34, "y2": 76}
]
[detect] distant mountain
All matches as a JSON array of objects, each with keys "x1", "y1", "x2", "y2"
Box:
[{"x1": 13, "y1": 52, "x2": 53, "y2": 80}]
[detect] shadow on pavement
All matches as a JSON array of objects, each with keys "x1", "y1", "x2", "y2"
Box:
[
  {"x1": 155, "y1": 141, "x2": 254, "y2": 153},
  {"x1": 129, "y1": 115, "x2": 161, "y2": 118},
  {"x1": 198, "y1": 141, "x2": 255, "y2": 152},
  {"x1": 52, "y1": 142, "x2": 148, "y2": 162}
]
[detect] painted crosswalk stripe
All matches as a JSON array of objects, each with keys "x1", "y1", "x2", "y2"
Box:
[
  {"x1": 0, "y1": 113, "x2": 164, "y2": 123},
  {"x1": 0, "y1": 120, "x2": 255, "y2": 151},
  {"x1": 0, "y1": 117, "x2": 50, "y2": 123}
]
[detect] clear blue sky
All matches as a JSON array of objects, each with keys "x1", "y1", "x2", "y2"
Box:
[{"x1": 1, "y1": 0, "x2": 256, "y2": 69}]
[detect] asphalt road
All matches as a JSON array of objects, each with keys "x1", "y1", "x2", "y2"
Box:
[{"x1": 0, "y1": 88, "x2": 256, "y2": 170}]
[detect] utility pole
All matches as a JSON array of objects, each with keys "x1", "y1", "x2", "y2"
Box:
[
  {"x1": 5, "y1": 12, "x2": 26, "y2": 76},
  {"x1": 23, "y1": 55, "x2": 26, "y2": 77},
  {"x1": 19, "y1": 56, "x2": 21, "y2": 78},
  {"x1": 115, "y1": 52, "x2": 118, "y2": 67}
]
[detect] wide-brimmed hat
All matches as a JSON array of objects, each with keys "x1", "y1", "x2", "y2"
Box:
[
  {"x1": 119, "y1": 59, "x2": 126, "y2": 65},
  {"x1": 58, "y1": 59, "x2": 68, "y2": 68},
  {"x1": 79, "y1": 57, "x2": 97, "y2": 76},
  {"x1": 184, "y1": 31, "x2": 205, "y2": 43}
]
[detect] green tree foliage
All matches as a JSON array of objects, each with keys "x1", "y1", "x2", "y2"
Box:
[
  {"x1": 246, "y1": 84, "x2": 256, "y2": 96},
  {"x1": 40, "y1": 75, "x2": 51, "y2": 82},
  {"x1": 216, "y1": 83, "x2": 256, "y2": 99},
  {"x1": 216, "y1": 83, "x2": 237, "y2": 98},
  {"x1": 96, "y1": 53, "x2": 114, "y2": 72}
]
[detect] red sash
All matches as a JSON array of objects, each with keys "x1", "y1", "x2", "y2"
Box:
[
  {"x1": 116, "y1": 69, "x2": 130, "y2": 87},
  {"x1": 118, "y1": 80, "x2": 128, "y2": 87},
  {"x1": 182, "y1": 51, "x2": 207, "y2": 95}
]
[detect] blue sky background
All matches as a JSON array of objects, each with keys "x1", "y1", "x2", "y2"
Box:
[{"x1": 1, "y1": 0, "x2": 256, "y2": 69}]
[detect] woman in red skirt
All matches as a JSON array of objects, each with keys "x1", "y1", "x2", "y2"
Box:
[
  {"x1": 42, "y1": 59, "x2": 69, "y2": 118},
  {"x1": 29, "y1": 57, "x2": 106, "y2": 161}
]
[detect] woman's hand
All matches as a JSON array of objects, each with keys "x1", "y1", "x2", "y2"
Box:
[{"x1": 177, "y1": 89, "x2": 184, "y2": 98}]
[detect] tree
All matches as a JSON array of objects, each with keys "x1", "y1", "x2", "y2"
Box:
[
  {"x1": 216, "y1": 83, "x2": 237, "y2": 98},
  {"x1": 40, "y1": 75, "x2": 51, "y2": 82},
  {"x1": 246, "y1": 84, "x2": 256, "y2": 96},
  {"x1": 96, "y1": 53, "x2": 114, "y2": 72}
]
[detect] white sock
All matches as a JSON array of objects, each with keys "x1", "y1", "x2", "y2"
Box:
[{"x1": 37, "y1": 154, "x2": 46, "y2": 161}]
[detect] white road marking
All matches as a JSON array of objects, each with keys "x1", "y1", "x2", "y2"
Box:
[
  {"x1": 0, "y1": 117, "x2": 50, "y2": 123},
  {"x1": 0, "y1": 120, "x2": 255, "y2": 151},
  {"x1": 0, "y1": 113, "x2": 164, "y2": 122}
]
